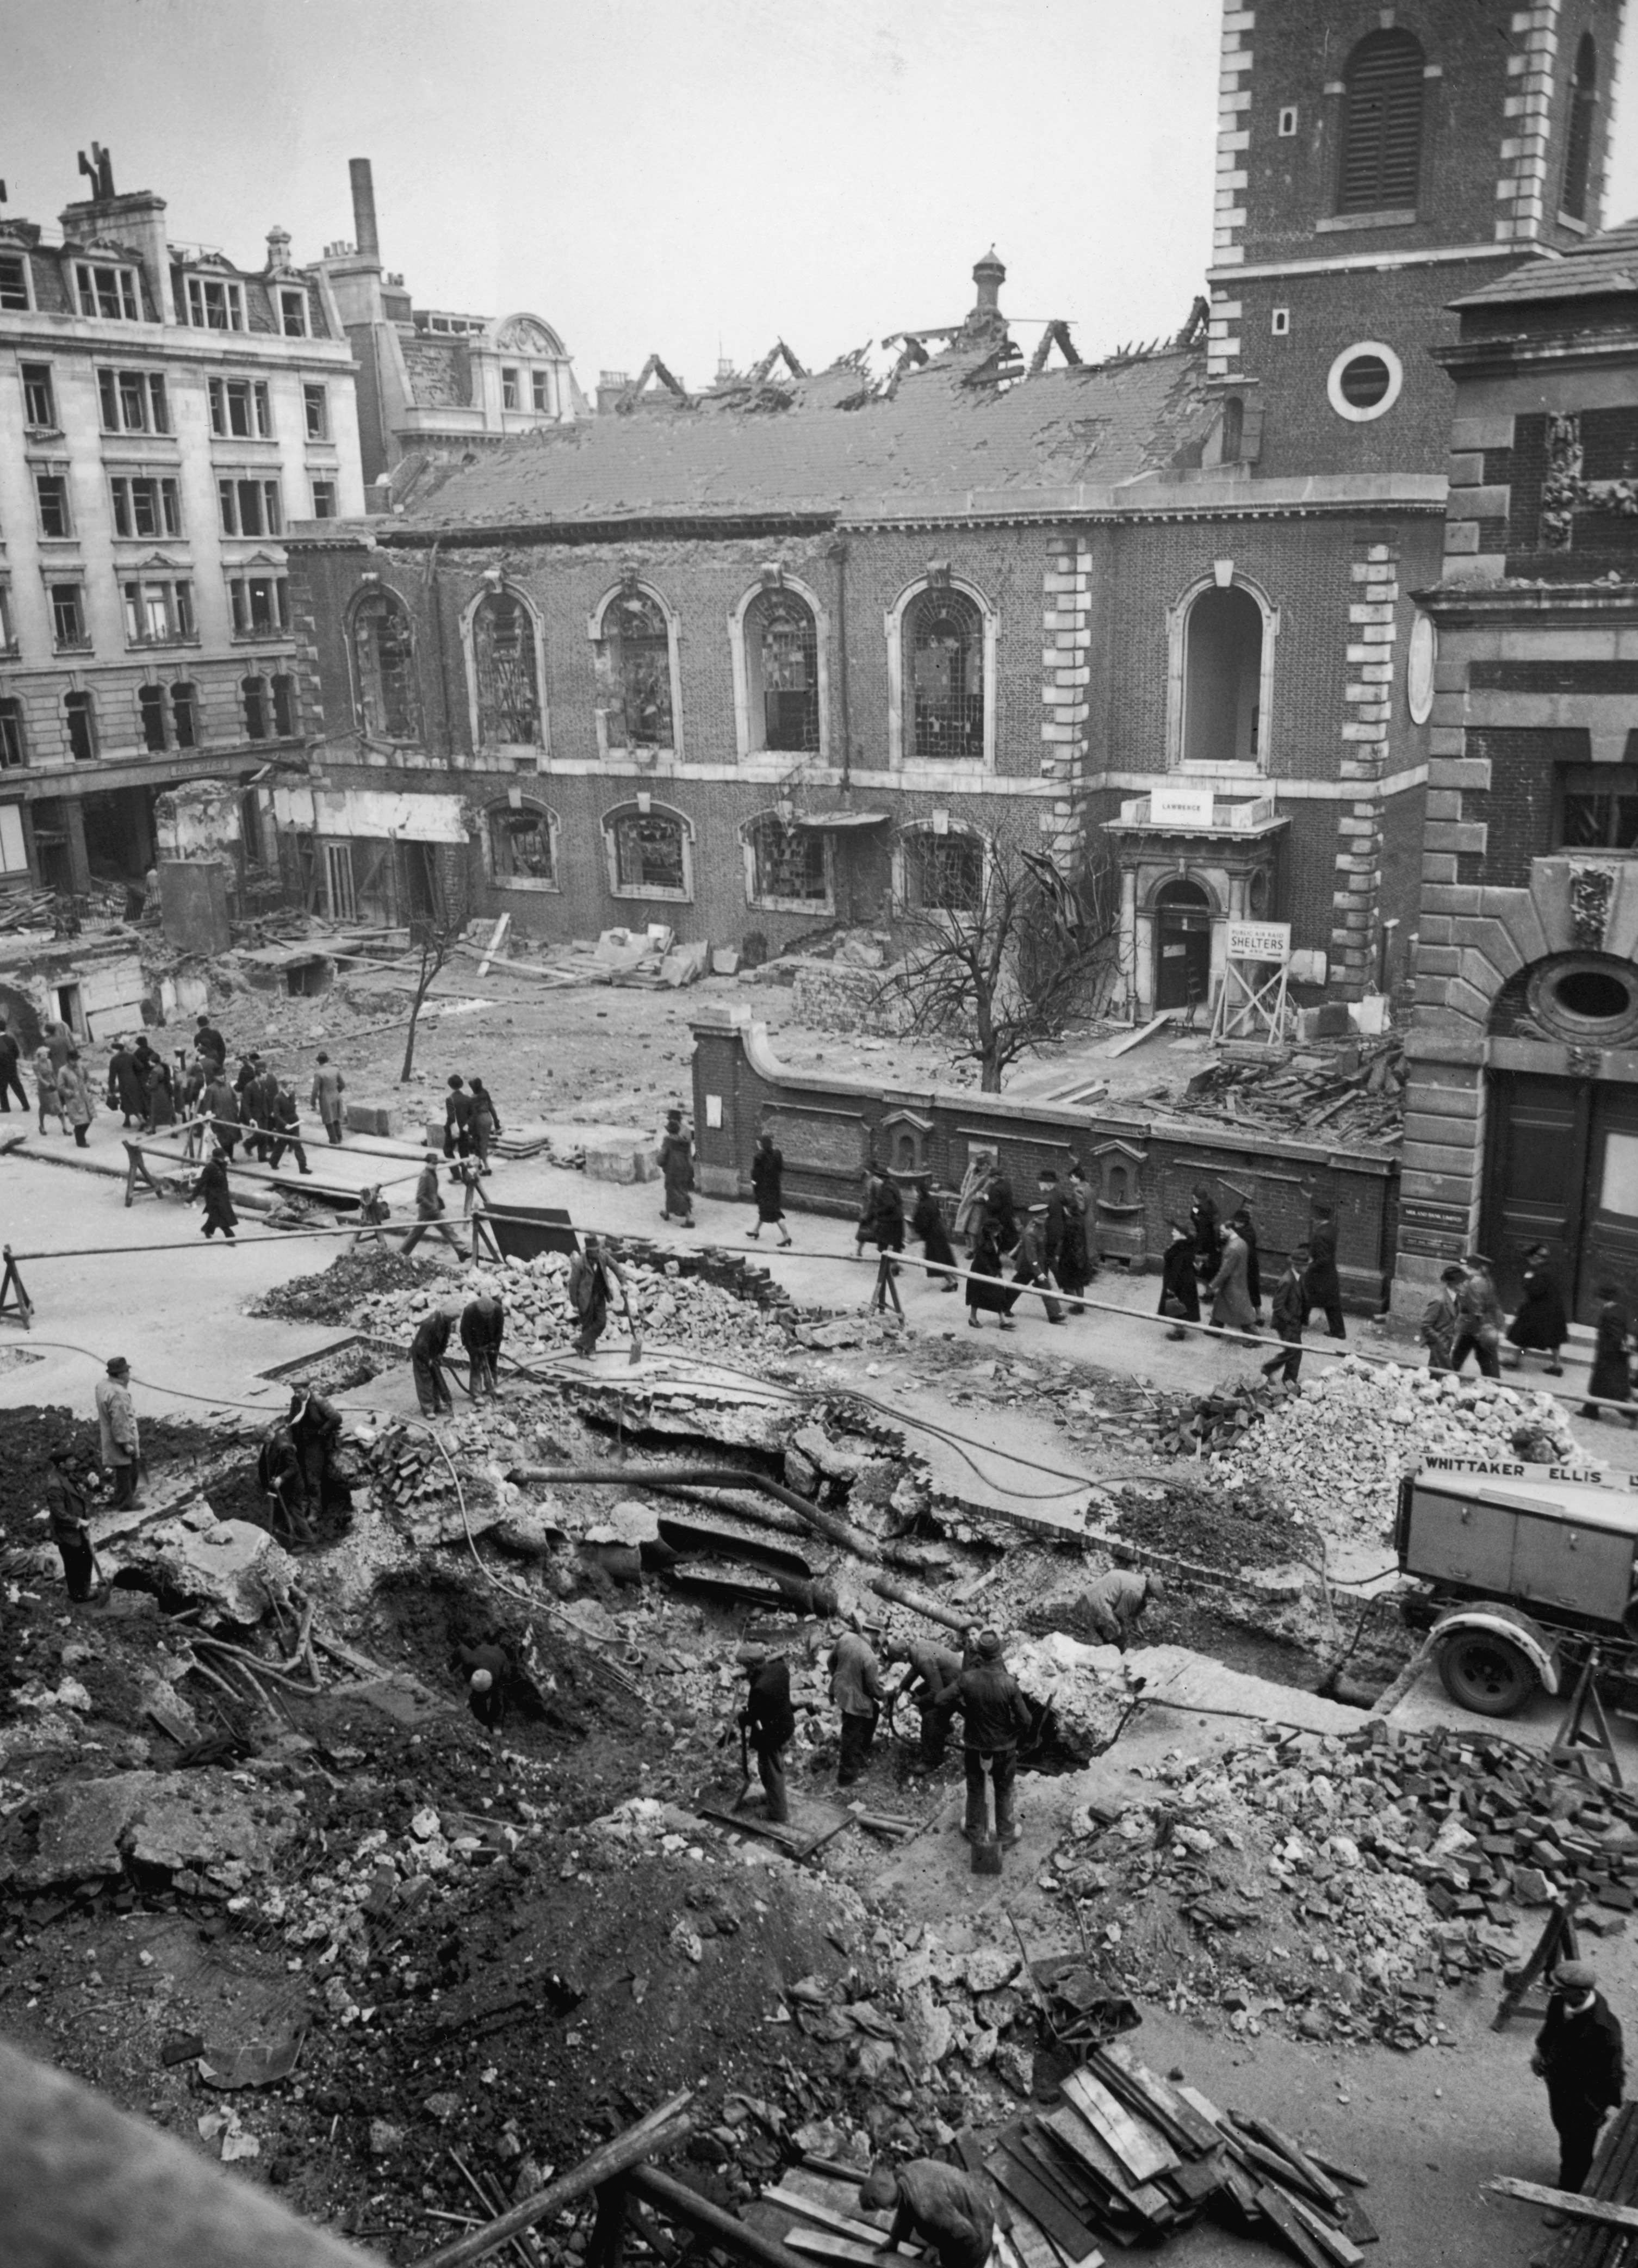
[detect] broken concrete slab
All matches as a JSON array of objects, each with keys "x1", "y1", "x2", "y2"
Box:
[
  {"x1": 0, "y1": 1769, "x2": 303, "y2": 1889},
  {"x1": 119, "y1": 1516, "x2": 299, "y2": 1625}
]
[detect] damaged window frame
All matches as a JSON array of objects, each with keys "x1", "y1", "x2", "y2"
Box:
[
  {"x1": 121, "y1": 577, "x2": 196, "y2": 648},
  {"x1": 603, "y1": 799, "x2": 693, "y2": 902},
  {"x1": 592, "y1": 582, "x2": 679, "y2": 758},
  {"x1": 217, "y1": 477, "x2": 283, "y2": 538},
  {"x1": 109, "y1": 472, "x2": 183, "y2": 540},
  {"x1": 208, "y1": 377, "x2": 272, "y2": 440},
  {"x1": 226, "y1": 572, "x2": 290, "y2": 640},
  {"x1": 64, "y1": 687, "x2": 97, "y2": 761},
  {"x1": 0, "y1": 251, "x2": 32, "y2": 311},
  {"x1": 0, "y1": 694, "x2": 26, "y2": 768},
  {"x1": 98, "y1": 368, "x2": 170, "y2": 434},
  {"x1": 184, "y1": 273, "x2": 245, "y2": 332},
  {"x1": 34, "y1": 470, "x2": 73, "y2": 540},
  {"x1": 741, "y1": 810, "x2": 832, "y2": 913},
  {"x1": 75, "y1": 261, "x2": 140, "y2": 320},
  {"x1": 0, "y1": 583, "x2": 15, "y2": 655},
  {"x1": 21, "y1": 363, "x2": 57, "y2": 430},
  {"x1": 904, "y1": 585, "x2": 986, "y2": 765},
  {"x1": 302, "y1": 382, "x2": 329, "y2": 441},
  {"x1": 310, "y1": 477, "x2": 338, "y2": 520},
  {"x1": 739, "y1": 582, "x2": 822, "y2": 757},
  {"x1": 350, "y1": 585, "x2": 422, "y2": 745},
  {"x1": 897, "y1": 822, "x2": 987, "y2": 916},
  {"x1": 50, "y1": 584, "x2": 90, "y2": 652},
  {"x1": 467, "y1": 584, "x2": 547, "y2": 754},
  {"x1": 486, "y1": 797, "x2": 560, "y2": 890}
]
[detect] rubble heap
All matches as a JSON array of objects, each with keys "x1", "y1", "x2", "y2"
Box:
[
  {"x1": 1169, "y1": 1036, "x2": 1405, "y2": 1148},
  {"x1": 1045, "y1": 1719, "x2": 1638, "y2": 2053},
  {"x1": 1206, "y1": 1357, "x2": 1590, "y2": 1542}
]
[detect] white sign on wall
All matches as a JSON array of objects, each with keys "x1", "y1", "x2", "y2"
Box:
[
  {"x1": 1225, "y1": 920, "x2": 1291, "y2": 963},
  {"x1": 1150, "y1": 783, "x2": 1215, "y2": 826}
]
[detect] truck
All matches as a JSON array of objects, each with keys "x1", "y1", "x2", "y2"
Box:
[{"x1": 1395, "y1": 1452, "x2": 1638, "y2": 1717}]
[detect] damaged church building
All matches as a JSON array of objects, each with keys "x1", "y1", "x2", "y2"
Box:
[{"x1": 281, "y1": 0, "x2": 1621, "y2": 1020}]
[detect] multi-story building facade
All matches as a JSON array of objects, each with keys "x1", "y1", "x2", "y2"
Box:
[
  {"x1": 1394, "y1": 224, "x2": 1638, "y2": 1326},
  {"x1": 0, "y1": 150, "x2": 365, "y2": 900},
  {"x1": 313, "y1": 160, "x2": 582, "y2": 498},
  {"x1": 282, "y1": 2, "x2": 1622, "y2": 1055}
]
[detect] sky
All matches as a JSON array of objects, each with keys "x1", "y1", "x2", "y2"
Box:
[{"x1": 5, "y1": 0, "x2": 1638, "y2": 392}]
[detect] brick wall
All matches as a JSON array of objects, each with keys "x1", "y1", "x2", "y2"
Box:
[{"x1": 1465, "y1": 725, "x2": 1588, "y2": 888}]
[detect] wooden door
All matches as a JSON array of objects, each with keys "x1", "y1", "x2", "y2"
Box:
[
  {"x1": 1482, "y1": 1073, "x2": 1589, "y2": 1313},
  {"x1": 1155, "y1": 900, "x2": 1212, "y2": 1012},
  {"x1": 1583, "y1": 1085, "x2": 1638, "y2": 1321}
]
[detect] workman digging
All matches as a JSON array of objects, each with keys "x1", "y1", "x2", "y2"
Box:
[
  {"x1": 737, "y1": 1644, "x2": 795, "y2": 1824},
  {"x1": 567, "y1": 1234, "x2": 642, "y2": 1362},
  {"x1": 934, "y1": 1628, "x2": 1032, "y2": 1849},
  {"x1": 858, "y1": 2159, "x2": 994, "y2": 2268},
  {"x1": 1532, "y1": 1959, "x2": 1625, "y2": 2219}
]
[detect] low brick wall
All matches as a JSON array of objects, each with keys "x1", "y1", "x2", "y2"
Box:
[{"x1": 691, "y1": 1006, "x2": 1399, "y2": 1311}]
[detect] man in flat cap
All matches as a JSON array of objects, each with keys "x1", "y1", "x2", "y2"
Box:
[
  {"x1": 737, "y1": 1643, "x2": 795, "y2": 1824},
  {"x1": 932, "y1": 1629, "x2": 1033, "y2": 1849},
  {"x1": 1532, "y1": 1959, "x2": 1625, "y2": 2208},
  {"x1": 94, "y1": 1356, "x2": 142, "y2": 1510}
]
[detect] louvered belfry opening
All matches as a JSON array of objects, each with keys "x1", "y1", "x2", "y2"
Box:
[
  {"x1": 1562, "y1": 31, "x2": 1598, "y2": 222},
  {"x1": 1336, "y1": 28, "x2": 1425, "y2": 214}
]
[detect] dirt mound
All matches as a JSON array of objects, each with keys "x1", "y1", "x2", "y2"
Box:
[
  {"x1": 1103, "y1": 1473, "x2": 1309, "y2": 1572},
  {"x1": 249, "y1": 1244, "x2": 433, "y2": 1327}
]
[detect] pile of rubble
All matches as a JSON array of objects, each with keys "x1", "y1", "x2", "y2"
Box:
[
  {"x1": 1206, "y1": 1357, "x2": 1590, "y2": 1542},
  {"x1": 1170, "y1": 1037, "x2": 1406, "y2": 1149},
  {"x1": 1044, "y1": 1718, "x2": 1638, "y2": 2055}
]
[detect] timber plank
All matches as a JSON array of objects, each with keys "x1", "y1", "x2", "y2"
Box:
[
  {"x1": 1286, "y1": 2195, "x2": 1365, "y2": 2268},
  {"x1": 1095, "y1": 2043, "x2": 1220, "y2": 2157},
  {"x1": 782, "y1": 2232, "x2": 900, "y2": 2267},
  {"x1": 1245, "y1": 2123, "x2": 1347, "y2": 2214},
  {"x1": 1254, "y1": 2185, "x2": 1332, "y2": 2268},
  {"x1": 1040, "y1": 2108, "x2": 1169, "y2": 2228},
  {"x1": 1487, "y1": 2178, "x2": 1638, "y2": 2232},
  {"x1": 984, "y1": 2147, "x2": 1104, "y2": 2268},
  {"x1": 1060, "y1": 2071, "x2": 1178, "y2": 2186},
  {"x1": 762, "y1": 2190, "x2": 896, "y2": 2248}
]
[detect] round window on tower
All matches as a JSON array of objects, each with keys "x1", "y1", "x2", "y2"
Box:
[{"x1": 1327, "y1": 340, "x2": 1404, "y2": 423}]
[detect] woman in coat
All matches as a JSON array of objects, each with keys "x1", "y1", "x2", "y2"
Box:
[
  {"x1": 984, "y1": 1173, "x2": 1019, "y2": 1256},
  {"x1": 966, "y1": 1217, "x2": 1016, "y2": 1330},
  {"x1": 659, "y1": 1110, "x2": 694, "y2": 1226},
  {"x1": 1506, "y1": 1244, "x2": 1568, "y2": 1375},
  {"x1": 1208, "y1": 1224, "x2": 1256, "y2": 1332},
  {"x1": 107, "y1": 1040, "x2": 146, "y2": 1127},
  {"x1": 145, "y1": 1055, "x2": 176, "y2": 1131},
  {"x1": 1159, "y1": 1220, "x2": 1201, "y2": 1341},
  {"x1": 1584, "y1": 1286, "x2": 1636, "y2": 1424},
  {"x1": 34, "y1": 1044, "x2": 68, "y2": 1136},
  {"x1": 953, "y1": 1154, "x2": 992, "y2": 1249},
  {"x1": 748, "y1": 1132, "x2": 791, "y2": 1246},
  {"x1": 198, "y1": 1150, "x2": 238, "y2": 1241},
  {"x1": 58, "y1": 1052, "x2": 95, "y2": 1149},
  {"x1": 468, "y1": 1077, "x2": 500, "y2": 1173},
  {"x1": 911, "y1": 1178, "x2": 958, "y2": 1292},
  {"x1": 1230, "y1": 1206, "x2": 1262, "y2": 1319},
  {"x1": 1056, "y1": 1162, "x2": 1093, "y2": 1306}
]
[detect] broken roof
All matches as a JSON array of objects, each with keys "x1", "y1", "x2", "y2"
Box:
[
  {"x1": 382, "y1": 341, "x2": 1212, "y2": 531},
  {"x1": 1453, "y1": 218, "x2": 1638, "y2": 309}
]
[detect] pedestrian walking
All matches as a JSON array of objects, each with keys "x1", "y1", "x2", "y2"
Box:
[
  {"x1": 178, "y1": 1057, "x2": 208, "y2": 1159},
  {"x1": 58, "y1": 1052, "x2": 96, "y2": 1149},
  {"x1": 287, "y1": 1382, "x2": 343, "y2": 1505},
  {"x1": 1584, "y1": 1285, "x2": 1637, "y2": 1424},
  {"x1": 953, "y1": 1152, "x2": 992, "y2": 1249},
  {"x1": 1207, "y1": 1216, "x2": 1256, "y2": 1332},
  {"x1": 911, "y1": 1178, "x2": 957, "y2": 1291},
  {"x1": 1507, "y1": 1243, "x2": 1568, "y2": 1376},
  {"x1": 46, "y1": 1446, "x2": 97, "y2": 1603},
  {"x1": 443, "y1": 1075, "x2": 473, "y2": 1160},
  {"x1": 1011, "y1": 1205, "x2": 1064, "y2": 1324},
  {"x1": 145, "y1": 1055, "x2": 176, "y2": 1132},
  {"x1": 1262, "y1": 1244, "x2": 1308, "y2": 1384},
  {"x1": 1230, "y1": 1205, "x2": 1262, "y2": 1321},
  {"x1": 1034, "y1": 1168, "x2": 1070, "y2": 1322},
  {"x1": 353, "y1": 1182, "x2": 392, "y2": 1248},
  {"x1": 460, "y1": 1286, "x2": 505, "y2": 1398},
  {"x1": 198, "y1": 1150, "x2": 238, "y2": 1240},
  {"x1": 265, "y1": 1077, "x2": 312, "y2": 1174},
  {"x1": 857, "y1": 2161, "x2": 994, "y2": 2268},
  {"x1": 468, "y1": 1077, "x2": 500, "y2": 1172},
  {"x1": 410, "y1": 1305, "x2": 455, "y2": 1416},
  {"x1": 984, "y1": 1170, "x2": 1019, "y2": 1255},
  {"x1": 33, "y1": 1044, "x2": 69, "y2": 1136},
  {"x1": 0, "y1": 1014, "x2": 27, "y2": 1113},
  {"x1": 454, "y1": 1640, "x2": 511, "y2": 1733},
  {"x1": 1304, "y1": 1206, "x2": 1346, "y2": 1339},
  {"x1": 965, "y1": 1217, "x2": 1016, "y2": 1331},
  {"x1": 567, "y1": 1233, "x2": 641, "y2": 1360},
  {"x1": 884, "y1": 1636, "x2": 964, "y2": 1771},
  {"x1": 829, "y1": 1621, "x2": 883, "y2": 1787},
  {"x1": 1190, "y1": 1184, "x2": 1223, "y2": 1282},
  {"x1": 748, "y1": 1131, "x2": 791, "y2": 1245},
  {"x1": 1420, "y1": 1265, "x2": 1467, "y2": 1374},
  {"x1": 1531, "y1": 1961, "x2": 1624, "y2": 2205},
  {"x1": 94, "y1": 1356, "x2": 142, "y2": 1511},
  {"x1": 856, "y1": 1167, "x2": 905, "y2": 1316},
  {"x1": 659, "y1": 1109, "x2": 695, "y2": 1226},
  {"x1": 203, "y1": 1068, "x2": 240, "y2": 1160},
  {"x1": 1159, "y1": 1219, "x2": 1200, "y2": 1340},
  {"x1": 311, "y1": 1052, "x2": 345, "y2": 1144},
  {"x1": 934, "y1": 1628, "x2": 1033, "y2": 1848},
  {"x1": 738, "y1": 1644, "x2": 795, "y2": 1824},
  {"x1": 242, "y1": 1058, "x2": 278, "y2": 1161},
  {"x1": 107, "y1": 1039, "x2": 145, "y2": 1127},
  {"x1": 1450, "y1": 1252, "x2": 1503, "y2": 1380},
  {"x1": 41, "y1": 1017, "x2": 74, "y2": 1073},
  {"x1": 400, "y1": 1152, "x2": 467, "y2": 1256},
  {"x1": 193, "y1": 1014, "x2": 226, "y2": 1071},
  {"x1": 1057, "y1": 1162, "x2": 1094, "y2": 1309},
  {"x1": 1076, "y1": 1568, "x2": 1162, "y2": 1650}
]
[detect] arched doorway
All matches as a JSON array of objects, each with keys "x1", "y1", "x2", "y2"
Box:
[
  {"x1": 1153, "y1": 878, "x2": 1212, "y2": 1013},
  {"x1": 1183, "y1": 585, "x2": 1263, "y2": 768}
]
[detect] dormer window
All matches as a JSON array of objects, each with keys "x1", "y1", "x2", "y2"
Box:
[
  {"x1": 185, "y1": 274, "x2": 245, "y2": 331},
  {"x1": 278, "y1": 286, "x2": 308, "y2": 338},
  {"x1": 0, "y1": 252, "x2": 31, "y2": 311},
  {"x1": 76, "y1": 262, "x2": 141, "y2": 320}
]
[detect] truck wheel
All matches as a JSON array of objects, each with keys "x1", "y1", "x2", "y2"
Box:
[{"x1": 1436, "y1": 1630, "x2": 1536, "y2": 1717}]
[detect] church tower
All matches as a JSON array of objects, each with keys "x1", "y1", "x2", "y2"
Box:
[{"x1": 1207, "y1": 1, "x2": 1624, "y2": 478}]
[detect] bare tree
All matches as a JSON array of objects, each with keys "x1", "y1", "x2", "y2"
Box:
[
  {"x1": 884, "y1": 828, "x2": 1121, "y2": 1091},
  {"x1": 399, "y1": 859, "x2": 471, "y2": 1085}
]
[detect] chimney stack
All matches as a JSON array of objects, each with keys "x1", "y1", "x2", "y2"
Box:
[
  {"x1": 349, "y1": 159, "x2": 380, "y2": 262},
  {"x1": 972, "y1": 247, "x2": 1006, "y2": 315}
]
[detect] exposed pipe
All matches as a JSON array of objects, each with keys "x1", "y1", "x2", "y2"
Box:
[{"x1": 506, "y1": 1464, "x2": 882, "y2": 1563}]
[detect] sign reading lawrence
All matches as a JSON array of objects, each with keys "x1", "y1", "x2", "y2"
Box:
[{"x1": 1225, "y1": 920, "x2": 1291, "y2": 963}]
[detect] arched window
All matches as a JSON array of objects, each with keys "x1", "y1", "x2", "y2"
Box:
[
  {"x1": 352, "y1": 587, "x2": 420, "y2": 742},
  {"x1": 65, "y1": 690, "x2": 96, "y2": 763},
  {"x1": 899, "y1": 825, "x2": 985, "y2": 914},
  {"x1": 602, "y1": 801, "x2": 693, "y2": 901},
  {"x1": 745, "y1": 588, "x2": 818, "y2": 752},
  {"x1": 906, "y1": 587, "x2": 984, "y2": 761},
  {"x1": 1337, "y1": 28, "x2": 1425, "y2": 214},
  {"x1": 487, "y1": 799, "x2": 560, "y2": 889},
  {"x1": 741, "y1": 811, "x2": 830, "y2": 910},
  {"x1": 595, "y1": 588, "x2": 674, "y2": 751},
  {"x1": 471, "y1": 589, "x2": 544, "y2": 748},
  {"x1": 1563, "y1": 33, "x2": 1598, "y2": 222},
  {"x1": 1182, "y1": 584, "x2": 1263, "y2": 767},
  {"x1": 171, "y1": 681, "x2": 199, "y2": 749},
  {"x1": 242, "y1": 676, "x2": 269, "y2": 741}
]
